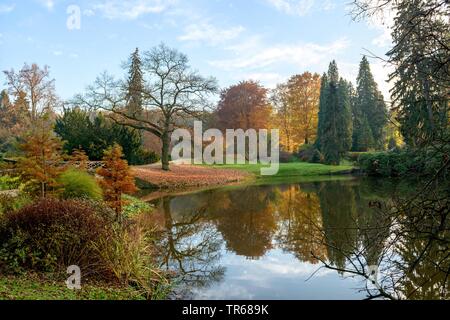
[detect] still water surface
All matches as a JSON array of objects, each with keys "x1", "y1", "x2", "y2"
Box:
[{"x1": 148, "y1": 177, "x2": 419, "y2": 299}]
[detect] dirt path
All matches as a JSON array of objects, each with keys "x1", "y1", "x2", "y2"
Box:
[{"x1": 132, "y1": 163, "x2": 251, "y2": 191}]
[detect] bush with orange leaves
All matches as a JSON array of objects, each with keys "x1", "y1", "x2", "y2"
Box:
[{"x1": 97, "y1": 144, "x2": 137, "y2": 221}]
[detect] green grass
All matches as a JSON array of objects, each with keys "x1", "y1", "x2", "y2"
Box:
[
  {"x1": 210, "y1": 162, "x2": 355, "y2": 179},
  {"x1": 0, "y1": 274, "x2": 146, "y2": 300},
  {"x1": 122, "y1": 194, "x2": 154, "y2": 218}
]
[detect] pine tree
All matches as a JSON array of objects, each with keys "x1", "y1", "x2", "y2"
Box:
[
  {"x1": 352, "y1": 56, "x2": 387, "y2": 151},
  {"x1": 97, "y1": 144, "x2": 137, "y2": 221},
  {"x1": 126, "y1": 48, "x2": 144, "y2": 117},
  {"x1": 316, "y1": 61, "x2": 353, "y2": 165}
]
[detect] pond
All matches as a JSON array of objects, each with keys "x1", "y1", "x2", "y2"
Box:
[{"x1": 147, "y1": 177, "x2": 447, "y2": 300}]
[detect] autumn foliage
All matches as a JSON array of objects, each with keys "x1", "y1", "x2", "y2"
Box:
[
  {"x1": 216, "y1": 80, "x2": 272, "y2": 131},
  {"x1": 97, "y1": 144, "x2": 137, "y2": 220},
  {"x1": 18, "y1": 119, "x2": 64, "y2": 198}
]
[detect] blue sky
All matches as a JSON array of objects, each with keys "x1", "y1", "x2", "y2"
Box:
[{"x1": 0, "y1": 0, "x2": 393, "y2": 100}]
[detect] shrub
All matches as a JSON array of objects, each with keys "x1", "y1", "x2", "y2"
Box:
[
  {"x1": 0, "y1": 193, "x2": 32, "y2": 216},
  {"x1": 0, "y1": 198, "x2": 115, "y2": 274},
  {"x1": 357, "y1": 145, "x2": 449, "y2": 178},
  {"x1": 58, "y1": 169, "x2": 102, "y2": 200},
  {"x1": 279, "y1": 151, "x2": 297, "y2": 163},
  {"x1": 0, "y1": 175, "x2": 21, "y2": 191},
  {"x1": 131, "y1": 149, "x2": 160, "y2": 165},
  {"x1": 297, "y1": 144, "x2": 323, "y2": 163}
]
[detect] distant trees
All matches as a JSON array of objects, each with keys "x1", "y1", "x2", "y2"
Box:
[
  {"x1": 0, "y1": 90, "x2": 31, "y2": 154},
  {"x1": 216, "y1": 80, "x2": 272, "y2": 131},
  {"x1": 352, "y1": 56, "x2": 387, "y2": 151},
  {"x1": 272, "y1": 72, "x2": 321, "y2": 152},
  {"x1": 54, "y1": 108, "x2": 155, "y2": 164},
  {"x1": 316, "y1": 61, "x2": 353, "y2": 165},
  {"x1": 97, "y1": 144, "x2": 137, "y2": 221},
  {"x1": 77, "y1": 44, "x2": 218, "y2": 171},
  {"x1": 3, "y1": 63, "x2": 57, "y2": 123},
  {"x1": 125, "y1": 48, "x2": 144, "y2": 117}
]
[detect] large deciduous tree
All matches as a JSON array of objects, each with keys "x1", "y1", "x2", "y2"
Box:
[
  {"x1": 76, "y1": 44, "x2": 218, "y2": 171},
  {"x1": 3, "y1": 63, "x2": 57, "y2": 123},
  {"x1": 216, "y1": 80, "x2": 272, "y2": 131},
  {"x1": 272, "y1": 72, "x2": 321, "y2": 152}
]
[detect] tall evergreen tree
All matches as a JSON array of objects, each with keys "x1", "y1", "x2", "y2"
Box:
[
  {"x1": 315, "y1": 73, "x2": 328, "y2": 151},
  {"x1": 387, "y1": 0, "x2": 449, "y2": 147},
  {"x1": 352, "y1": 56, "x2": 387, "y2": 151},
  {"x1": 125, "y1": 48, "x2": 144, "y2": 116},
  {"x1": 316, "y1": 61, "x2": 353, "y2": 165}
]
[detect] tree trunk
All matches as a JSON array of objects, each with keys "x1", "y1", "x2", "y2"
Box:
[{"x1": 161, "y1": 127, "x2": 170, "y2": 171}]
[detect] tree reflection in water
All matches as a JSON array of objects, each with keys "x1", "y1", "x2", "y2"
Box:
[
  {"x1": 150, "y1": 178, "x2": 449, "y2": 299},
  {"x1": 155, "y1": 196, "x2": 225, "y2": 288}
]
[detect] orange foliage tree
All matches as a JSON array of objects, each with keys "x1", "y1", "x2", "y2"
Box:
[
  {"x1": 272, "y1": 72, "x2": 321, "y2": 152},
  {"x1": 69, "y1": 148, "x2": 89, "y2": 171},
  {"x1": 97, "y1": 144, "x2": 137, "y2": 221},
  {"x1": 216, "y1": 80, "x2": 272, "y2": 131},
  {"x1": 18, "y1": 116, "x2": 64, "y2": 198}
]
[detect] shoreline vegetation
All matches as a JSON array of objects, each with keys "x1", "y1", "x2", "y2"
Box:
[
  {"x1": 0, "y1": 161, "x2": 356, "y2": 301},
  {"x1": 133, "y1": 161, "x2": 356, "y2": 192}
]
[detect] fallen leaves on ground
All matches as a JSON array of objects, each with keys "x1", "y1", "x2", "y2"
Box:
[{"x1": 132, "y1": 164, "x2": 250, "y2": 190}]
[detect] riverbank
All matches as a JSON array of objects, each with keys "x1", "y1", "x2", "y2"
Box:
[{"x1": 132, "y1": 162, "x2": 356, "y2": 192}]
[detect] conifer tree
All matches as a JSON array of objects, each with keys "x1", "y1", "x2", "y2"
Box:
[
  {"x1": 387, "y1": 0, "x2": 448, "y2": 146},
  {"x1": 18, "y1": 115, "x2": 64, "y2": 198},
  {"x1": 125, "y1": 48, "x2": 144, "y2": 117},
  {"x1": 352, "y1": 56, "x2": 387, "y2": 151},
  {"x1": 97, "y1": 144, "x2": 137, "y2": 222},
  {"x1": 316, "y1": 61, "x2": 353, "y2": 165}
]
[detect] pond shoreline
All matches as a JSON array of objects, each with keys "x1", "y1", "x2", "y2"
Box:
[{"x1": 133, "y1": 162, "x2": 359, "y2": 198}]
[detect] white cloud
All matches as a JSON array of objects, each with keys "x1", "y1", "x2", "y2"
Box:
[
  {"x1": 178, "y1": 22, "x2": 245, "y2": 46},
  {"x1": 93, "y1": 0, "x2": 175, "y2": 20},
  {"x1": 241, "y1": 72, "x2": 286, "y2": 88},
  {"x1": 37, "y1": 0, "x2": 55, "y2": 11},
  {"x1": 266, "y1": 0, "x2": 328, "y2": 16},
  {"x1": 0, "y1": 3, "x2": 15, "y2": 13},
  {"x1": 52, "y1": 50, "x2": 63, "y2": 56},
  {"x1": 210, "y1": 37, "x2": 350, "y2": 70}
]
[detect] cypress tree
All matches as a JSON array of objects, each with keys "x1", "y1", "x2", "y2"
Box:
[{"x1": 317, "y1": 61, "x2": 353, "y2": 165}]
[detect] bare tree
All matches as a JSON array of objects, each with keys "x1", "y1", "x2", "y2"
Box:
[
  {"x1": 3, "y1": 63, "x2": 57, "y2": 123},
  {"x1": 75, "y1": 44, "x2": 218, "y2": 171}
]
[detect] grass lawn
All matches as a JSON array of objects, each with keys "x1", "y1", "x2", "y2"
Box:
[
  {"x1": 0, "y1": 274, "x2": 146, "y2": 300},
  {"x1": 209, "y1": 162, "x2": 355, "y2": 179}
]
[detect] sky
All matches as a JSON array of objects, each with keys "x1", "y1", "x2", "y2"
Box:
[{"x1": 0, "y1": 0, "x2": 394, "y2": 100}]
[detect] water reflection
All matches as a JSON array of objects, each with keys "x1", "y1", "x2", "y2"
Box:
[{"x1": 150, "y1": 178, "x2": 448, "y2": 299}]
